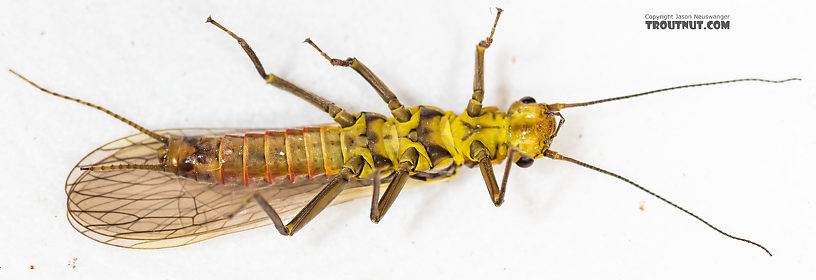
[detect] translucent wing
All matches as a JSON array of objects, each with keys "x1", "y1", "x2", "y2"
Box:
[{"x1": 66, "y1": 128, "x2": 375, "y2": 249}]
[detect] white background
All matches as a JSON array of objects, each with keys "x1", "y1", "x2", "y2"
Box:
[{"x1": 1, "y1": 0, "x2": 814, "y2": 279}]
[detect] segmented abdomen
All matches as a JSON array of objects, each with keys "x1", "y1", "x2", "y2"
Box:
[{"x1": 175, "y1": 126, "x2": 344, "y2": 186}]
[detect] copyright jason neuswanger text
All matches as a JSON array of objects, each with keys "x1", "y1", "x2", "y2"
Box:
[{"x1": 645, "y1": 14, "x2": 731, "y2": 30}]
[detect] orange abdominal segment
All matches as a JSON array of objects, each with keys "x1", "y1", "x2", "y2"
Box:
[
  {"x1": 170, "y1": 127, "x2": 346, "y2": 186},
  {"x1": 243, "y1": 134, "x2": 267, "y2": 185},
  {"x1": 219, "y1": 135, "x2": 244, "y2": 185},
  {"x1": 264, "y1": 131, "x2": 289, "y2": 182}
]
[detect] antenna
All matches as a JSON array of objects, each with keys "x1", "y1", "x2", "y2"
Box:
[
  {"x1": 544, "y1": 149, "x2": 772, "y2": 256},
  {"x1": 547, "y1": 78, "x2": 801, "y2": 111}
]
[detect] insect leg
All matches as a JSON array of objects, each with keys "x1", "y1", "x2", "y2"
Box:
[
  {"x1": 253, "y1": 155, "x2": 366, "y2": 235},
  {"x1": 206, "y1": 17, "x2": 357, "y2": 127},
  {"x1": 466, "y1": 8, "x2": 504, "y2": 117},
  {"x1": 302, "y1": 38, "x2": 412, "y2": 123},
  {"x1": 370, "y1": 148, "x2": 419, "y2": 223},
  {"x1": 471, "y1": 141, "x2": 507, "y2": 206}
]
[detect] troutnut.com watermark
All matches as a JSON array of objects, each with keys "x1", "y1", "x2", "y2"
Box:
[{"x1": 645, "y1": 14, "x2": 731, "y2": 30}]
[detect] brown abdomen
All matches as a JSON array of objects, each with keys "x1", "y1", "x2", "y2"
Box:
[{"x1": 176, "y1": 126, "x2": 344, "y2": 186}]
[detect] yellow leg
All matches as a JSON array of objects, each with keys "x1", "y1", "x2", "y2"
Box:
[
  {"x1": 369, "y1": 148, "x2": 419, "y2": 223},
  {"x1": 303, "y1": 38, "x2": 412, "y2": 123},
  {"x1": 466, "y1": 8, "x2": 503, "y2": 117},
  {"x1": 471, "y1": 141, "x2": 508, "y2": 206},
  {"x1": 206, "y1": 17, "x2": 357, "y2": 127},
  {"x1": 253, "y1": 155, "x2": 365, "y2": 235}
]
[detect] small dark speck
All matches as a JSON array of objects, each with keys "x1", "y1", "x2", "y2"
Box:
[
  {"x1": 30, "y1": 265, "x2": 35, "y2": 270},
  {"x1": 503, "y1": 267, "x2": 507, "y2": 271},
  {"x1": 40, "y1": 31, "x2": 45, "y2": 36},
  {"x1": 577, "y1": 134, "x2": 582, "y2": 139}
]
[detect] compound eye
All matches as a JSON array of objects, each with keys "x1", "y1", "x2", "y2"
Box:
[
  {"x1": 515, "y1": 157, "x2": 534, "y2": 168},
  {"x1": 519, "y1": 96, "x2": 536, "y2": 104}
]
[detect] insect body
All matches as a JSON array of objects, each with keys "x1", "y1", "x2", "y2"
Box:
[{"x1": 11, "y1": 9, "x2": 798, "y2": 253}]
